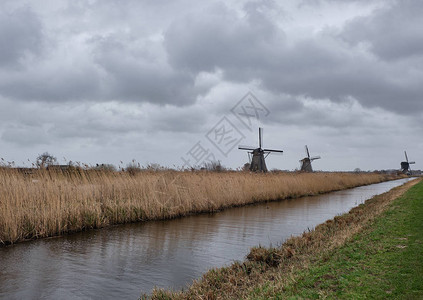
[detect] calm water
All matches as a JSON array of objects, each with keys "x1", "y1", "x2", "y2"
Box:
[{"x1": 0, "y1": 178, "x2": 412, "y2": 299}]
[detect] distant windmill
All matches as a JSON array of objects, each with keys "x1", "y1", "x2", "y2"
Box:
[
  {"x1": 238, "y1": 128, "x2": 283, "y2": 172},
  {"x1": 401, "y1": 151, "x2": 415, "y2": 174},
  {"x1": 300, "y1": 145, "x2": 321, "y2": 172}
]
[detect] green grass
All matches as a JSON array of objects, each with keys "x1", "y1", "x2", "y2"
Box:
[{"x1": 253, "y1": 181, "x2": 423, "y2": 299}]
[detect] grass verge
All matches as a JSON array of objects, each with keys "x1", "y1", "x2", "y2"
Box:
[
  {"x1": 277, "y1": 178, "x2": 423, "y2": 299},
  {"x1": 147, "y1": 178, "x2": 422, "y2": 299}
]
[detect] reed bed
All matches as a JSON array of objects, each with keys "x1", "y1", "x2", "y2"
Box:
[{"x1": 0, "y1": 168, "x2": 401, "y2": 245}]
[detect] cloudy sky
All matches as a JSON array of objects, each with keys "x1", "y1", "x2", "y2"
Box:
[{"x1": 0, "y1": 0, "x2": 422, "y2": 171}]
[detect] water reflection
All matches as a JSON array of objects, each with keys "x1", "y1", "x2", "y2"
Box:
[{"x1": 0, "y1": 178, "x2": 412, "y2": 299}]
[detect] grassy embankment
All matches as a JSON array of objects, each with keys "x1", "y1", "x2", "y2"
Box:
[
  {"x1": 148, "y1": 178, "x2": 422, "y2": 299},
  {"x1": 0, "y1": 167, "x2": 402, "y2": 245}
]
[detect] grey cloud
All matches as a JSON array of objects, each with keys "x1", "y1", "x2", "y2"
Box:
[
  {"x1": 3, "y1": 0, "x2": 422, "y2": 114},
  {"x1": 0, "y1": 64, "x2": 101, "y2": 102},
  {"x1": 149, "y1": 107, "x2": 209, "y2": 133},
  {"x1": 164, "y1": 1, "x2": 423, "y2": 115},
  {"x1": 0, "y1": 6, "x2": 43, "y2": 68},
  {"x1": 341, "y1": 0, "x2": 423, "y2": 61},
  {"x1": 0, "y1": 96, "x2": 209, "y2": 150},
  {"x1": 264, "y1": 96, "x2": 364, "y2": 130},
  {"x1": 165, "y1": 2, "x2": 284, "y2": 73},
  {"x1": 90, "y1": 34, "x2": 204, "y2": 105},
  {"x1": 300, "y1": 0, "x2": 382, "y2": 4},
  {"x1": 0, "y1": 25, "x2": 205, "y2": 106},
  {"x1": 0, "y1": 99, "x2": 138, "y2": 146},
  {"x1": 1, "y1": 124, "x2": 51, "y2": 146},
  {"x1": 0, "y1": 1, "x2": 208, "y2": 106},
  {"x1": 262, "y1": 54, "x2": 423, "y2": 114}
]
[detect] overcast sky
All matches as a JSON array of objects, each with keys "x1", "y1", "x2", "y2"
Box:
[{"x1": 0, "y1": 0, "x2": 422, "y2": 171}]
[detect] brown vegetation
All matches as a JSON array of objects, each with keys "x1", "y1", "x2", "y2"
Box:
[
  {"x1": 147, "y1": 178, "x2": 420, "y2": 299},
  {"x1": 0, "y1": 168, "x2": 402, "y2": 245}
]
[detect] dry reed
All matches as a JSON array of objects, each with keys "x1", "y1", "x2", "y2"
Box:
[{"x1": 0, "y1": 168, "x2": 401, "y2": 245}]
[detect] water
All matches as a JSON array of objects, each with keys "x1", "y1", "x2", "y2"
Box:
[{"x1": 0, "y1": 178, "x2": 412, "y2": 299}]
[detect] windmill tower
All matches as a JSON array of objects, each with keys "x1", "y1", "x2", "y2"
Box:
[
  {"x1": 401, "y1": 151, "x2": 415, "y2": 174},
  {"x1": 238, "y1": 128, "x2": 283, "y2": 172},
  {"x1": 300, "y1": 145, "x2": 321, "y2": 172}
]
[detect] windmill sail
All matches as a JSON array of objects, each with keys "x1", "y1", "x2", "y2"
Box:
[
  {"x1": 305, "y1": 145, "x2": 310, "y2": 158},
  {"x1": 259, "y1": 127, "x2": 263, "y2": 149},
  {"x1": 238, "y1": 145, "x2": 256, "y2": 151},
  {"x1": 262, "y1": 148, "x2": 284, "y2": 153}
]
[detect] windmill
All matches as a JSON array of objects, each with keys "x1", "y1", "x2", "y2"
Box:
[
  {"x1": 238, "y1": 127, "x2": 283, "y2": 172},
  {"x1": 401, "y1": 151, "x2": 415, "y2": 174},
  {"x1": 300, "y1": 145, "x2": 321, "y2": 172}
]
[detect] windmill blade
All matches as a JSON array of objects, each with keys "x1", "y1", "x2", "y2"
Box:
[
  {"x1": 259, "y1": 127, "x2": 263, "y2": 149},
  {"x1": 263, "y1": 148, "x2": 284, "y2": 153},
  {"x1": 238, "y1": 145, "x2": 256, "y2": 151},
  {"x1": 409, "y1": 161, "x2": 416, "y2": 164},
  {"x1": 405, "y1": 151, "x2": 409, "y2": 163},
  {"x1": 305, "y1": 145, "x2": 310, "y2": 158},
  {"x1": 310, "y1": 156, "x2": 321, "y2": 161}
]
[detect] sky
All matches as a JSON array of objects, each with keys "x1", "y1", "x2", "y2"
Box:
[{"x1": 0, "y1": 0, "x2": 422, "y2": 171}]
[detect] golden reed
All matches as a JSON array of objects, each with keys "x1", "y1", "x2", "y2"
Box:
[{"x1": 0, "y1": 168, "x2": 401, "y2": 245}]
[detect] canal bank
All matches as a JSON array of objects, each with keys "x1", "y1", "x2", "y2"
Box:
[{"x1": 147, "y1": 178, "x2": 422, "y2": 299}]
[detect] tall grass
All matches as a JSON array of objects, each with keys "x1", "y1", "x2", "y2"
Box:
[{"x1": 0, "y1": 168, "x2": 401, "y2": 245}]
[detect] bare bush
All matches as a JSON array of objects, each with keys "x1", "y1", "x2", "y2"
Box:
[
  {"x1": 126, "y1": 161, "x2": 142, "y2": 176},
  {"x1": 36, "y1": 152, "x2": 57, "y2": 169},
  {"x1": 202, "y1": 161, "x2": 226, "y2": 172}
]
